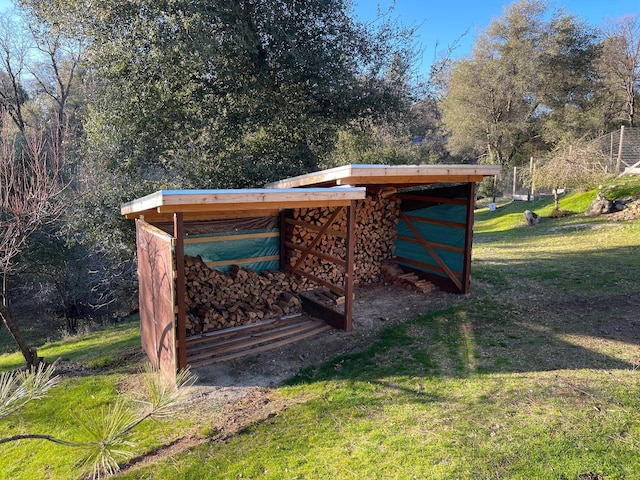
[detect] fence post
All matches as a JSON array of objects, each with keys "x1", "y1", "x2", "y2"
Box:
[
  {"x1": 616, "y1": 125, "x2": 625, "y2": 174},
  {"x1": 528, "y1": 156, "x2": 534, "y2": 201},
  {"x1": 610, "y1": 131, "x2": 614, "y2": 165},
  {"x1": 513, "y1": 166, "x2": 517, "y2": 198}
]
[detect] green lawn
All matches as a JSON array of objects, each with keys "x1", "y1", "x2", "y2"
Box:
[
  {"x1": 0, "y1": 319, "x2": 199, "y2": 479},
  {"x1": 2, "y1": 176, "x2": 640, "y2": 479}
]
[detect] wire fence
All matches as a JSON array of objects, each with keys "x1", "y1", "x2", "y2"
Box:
[
  {"x1": 594, "y1": 126, "x2": 640, "y2": 174},
  {"x1": 484, "y1": 126, "x2": 640, "y2": 202}
]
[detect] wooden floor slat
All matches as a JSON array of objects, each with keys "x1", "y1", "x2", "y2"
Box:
[
  {"x1": 188, "y1": 320, "x2": 323, "y2": 360},
  {"x1": 187, "y1": 315, "x2": 331, "y2": 368},
  {"x1": 186, "y1": 314, "x2": 305, "y2": 347}
]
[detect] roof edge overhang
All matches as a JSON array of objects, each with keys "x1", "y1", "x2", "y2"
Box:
[
  {"x1": 121, "y1": 187, "x2": 367, "y2": 222},
  {"x1": 265, "y1": 164, "x2": 502, "y2": 189}
]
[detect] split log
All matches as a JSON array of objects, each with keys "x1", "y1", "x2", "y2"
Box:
[{"x1": 380, "y1": 261, "x2": 438, "y2": 293}]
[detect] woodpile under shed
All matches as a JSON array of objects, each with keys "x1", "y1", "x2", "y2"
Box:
[
  {"x1": 184, "y1": 255, "x2": 303, "y2": 336},
  {"x1": 121, "y1": 165, "x2": 502, "y2": 377},
  {"x1": 285, "y1": 193, "x2": 401, "y2": 287}
]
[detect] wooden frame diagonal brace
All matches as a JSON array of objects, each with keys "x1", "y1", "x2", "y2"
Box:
[
  {"x1": 398, "y1": 211, "x2": 463, "y2": 292},
  {"x1": 173, "y1": 212, "x2": 188, "y2": 370},
  {"x1": 289, "y1": 206, "x2": 345, "y2": 275}
]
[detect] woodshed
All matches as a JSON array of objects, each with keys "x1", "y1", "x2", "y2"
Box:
[{"x1": 122, "y1": 164, "x2": 500, "y2": 380}]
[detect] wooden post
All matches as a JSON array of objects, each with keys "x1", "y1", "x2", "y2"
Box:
[
  {"x1": 461, "y1": 182, "x2": 476, "y2": 295},
  {"x1": 492, "y1": 173, "x2": 498, "y2": 204},
  {"x1": 528, "y1": 156, "x2": 535, "y2": 201},
  {"x1": 512, "y1": 166, "x2": 517, "y2": 198},
  {"x1": 616, "y1": 125, "x2": 625, "y2": 174},
  {"x1": 173, "y1": 212, "x2": 187, "y2": 370},
  {"x1": 279, "y1": 210, "x2": 287, "y2": 272},
  {"x1": 344, "y1": 200, "x2": 356, "y2": 332},
  {"x1": 610, "y1": 131, "x2": 614, "y2": 166}
]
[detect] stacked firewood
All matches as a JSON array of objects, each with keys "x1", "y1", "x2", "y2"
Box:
[
  {"x1": 354, "y1": 194, "x2": 400, "y2": 283},
  {"x1": 381, "y1": 261, "x2": 438, "y2": 293},
  {"x1": 286, "y1": 206, "x2": 347, "y2": 289},
  {"x1": 286, "y1": 194, "x2": 400, "y2": 286},
  {"x1": 184, "y1": 256, "x2": 302, "y2": 336}
]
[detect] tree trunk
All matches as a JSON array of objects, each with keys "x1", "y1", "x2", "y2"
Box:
[
  {"x1": 1, "y1": 276, "x2": 40, "y2": 369},
  {"x1": 0, "y1": 306, "x2": 40, "y2": 368}
]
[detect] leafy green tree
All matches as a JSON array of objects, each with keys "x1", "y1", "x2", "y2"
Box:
[
  {"x1": 324, "y1": 96, "x2": 448, "y2": 168},
  {"x1": 536, "y1": 13, "x2": 601, "y2": 143},
  {"x1": 441, "y1": 0, "x2": 601, "y2": 166},
  {"x1": 23, "y1": 0, "x2": 417, "y2": 189}
]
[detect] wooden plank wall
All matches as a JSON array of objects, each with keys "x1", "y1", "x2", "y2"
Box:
[{"x1": 136, "y1": 219, "x2": 177, "y2": 382}]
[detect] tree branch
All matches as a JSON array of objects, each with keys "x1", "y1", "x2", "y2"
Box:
[{"x1": 0, "y1": 433, "x2": 87, "y2": 447}]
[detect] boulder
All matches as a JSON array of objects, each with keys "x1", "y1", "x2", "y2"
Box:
[
  {"x1": 585, "y1": 192, "x2": 629, "y2": 217},
  {"x1": 524, "y1": 210, "x2": 539, "y2": 226},
  {"x1": 585, "y1": 192, "x2": 612, "y2": 217}
]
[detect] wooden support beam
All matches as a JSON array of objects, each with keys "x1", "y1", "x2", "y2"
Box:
[
  {"x1": 173, "y1": 212, "x2": 187, "y2": 371},
  {"x1": 290, "y1": 207, "x2": 344, "y2": 275},
  {"x1": 393, "y1": 193, "x2": 468, "y2": 205},
  {"x1": 284, "y1": 217, "x2": 347, "y2": 238},
  {"x1": 203, "y1": 255, "x2": 280, "y2": 268},
  {"x1": 334, "y1": 175, "x2": 487, "y2": 186},
  {"x1": 183, "y1": 231, "x2": 279, "y2": 244},
  {"x1": 126, "y1": 209, "x2": 282, "y2": 223},
  {"x1": 344, "y1": 200, "x2": 356, "y2": 332},
  {"x1": 402, "y1": 214, "x2": 466, "y2": 230},
  {"x1": 395, "y1": 256, "x2": 462, "y2": 278},
  {"x1": 286, "y1": 267, "x2": 346, "y2": 297},
  {"x1": 284, "y1": 241, "x2": 347, "y2": 268},
  {"x1": 461, "y1": 182, "x2": 476, "y2": 294},
  {"x1": 279, "y1": 210, "x2": 287, "y2": 272},
  {"x1": 396, "y1": 235, "x2": 464, "y2": 254}
]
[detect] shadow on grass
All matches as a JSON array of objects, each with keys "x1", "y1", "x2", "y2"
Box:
[
  {"x1": 287, "y1": 239, "x2": 640, "y2": 387},
  {"x1": 287, "y1": 297, "x2": 637, "y2": 390}
]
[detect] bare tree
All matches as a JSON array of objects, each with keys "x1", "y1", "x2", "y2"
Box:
[
  {"x1": 26, "y1": 15, "x2": 85, "y2": 155},
  {"x1": 533, "y1": 138, "x2": 612, "y2": 210},
  {"x1": 600, "y1": 15, "x2": 640, "y2": 127},
  {"x1": 0, "y1": 12, "x2": 29, "y2": 133},
  {"x1": 0, "y1": 108, "x2": 66, "y2": 368}
]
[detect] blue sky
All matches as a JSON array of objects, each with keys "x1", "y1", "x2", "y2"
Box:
[
  {"x1": 354, "y1": 0, "x2": 639, "y2": 76},
  {"x1": 1, "y1": 0, "x2": 637, "y2": 76}
]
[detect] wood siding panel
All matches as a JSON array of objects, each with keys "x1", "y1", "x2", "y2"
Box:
[{"x1": 136, "y1": 219, "x2": 176, "y2": 382}]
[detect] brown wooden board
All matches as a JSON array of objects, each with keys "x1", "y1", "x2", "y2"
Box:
[
  {"x1": 299, "y1": 289, "x2": 347, "y2": 329},
  {"x1": 186, "y1": 315, "x2": 331, "y2": 368},
  {"x1": 136, "y1": 219, "x2": 176, "y2": 382},
  {"x1": 461, "y1": 182, "x2": 476, "y2": 294},
  {"x1": 121, "y1": 188, "x2": 366, "y2": 222},
  {"x1": 265, "y1": 164, "x2": 502, "y2": 189},
  {"x1": 173, "y1": 213, "x2": 187, "y2": 370}
]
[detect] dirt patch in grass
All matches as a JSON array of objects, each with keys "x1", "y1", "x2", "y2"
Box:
[
  {"x1": 192, "y1": 284, "x2": 467, "y2": 389},
  {"x1": 118, "y1": 386, "x2": 312, "y2": 477}
]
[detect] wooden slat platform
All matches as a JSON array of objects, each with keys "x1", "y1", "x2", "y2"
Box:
[{"x1": 186, "y1": 314, "x2": 332, "y2": 369}]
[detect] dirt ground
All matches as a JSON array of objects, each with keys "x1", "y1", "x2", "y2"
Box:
[{"x1": 190, "y1": 284, "x2": 466, "y2": 389}]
